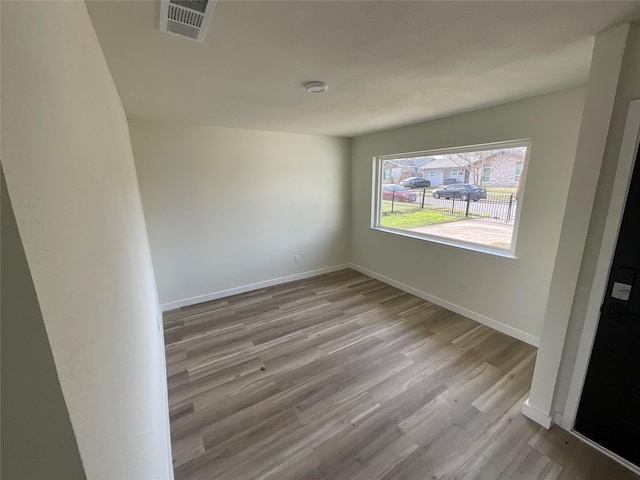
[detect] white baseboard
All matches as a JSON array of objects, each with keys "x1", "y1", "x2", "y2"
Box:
[
  {"x1": 161, "y1": 264, "x2": 350, "y2": 311},
  {"x1": 554, "y1": 411, "x2": 578, "y2": 431},
  {"x1": 522, "y1": 398, "x2": 553, "y2": 429},
  {"x1": 348, "y1": 263, "x2": 539, "y2": 347},
  {"x1": 164, "y1": 262, "x2": 540, "y2": 349},
  {"x1": 554, "y1": 411, "x2": 567, "y2": 430}
]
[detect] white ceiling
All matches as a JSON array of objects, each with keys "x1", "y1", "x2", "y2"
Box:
[{"x1": 87, "y1": 1, "x2": 640, "y2": 137}]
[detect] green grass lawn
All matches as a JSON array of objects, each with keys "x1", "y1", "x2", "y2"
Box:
[
  {"x1": 485, "y1": 187, "x2": 517, "y2": 195},
  {"x1": 491, "y1": 241, "x2": 511, "y2": 249},
  {"x1": 381, "y1": 209, "x2": 464, "y2": 229},
  {"x1": 380, "y1": 200, "x2": 422, "y2": 214}
]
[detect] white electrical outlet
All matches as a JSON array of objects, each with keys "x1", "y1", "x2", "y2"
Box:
[
  {"x1": 294, "y1": 255, "x2": 301, "y2": 263},
  {"x1": 459, "y1": 281, "x2": 467, "y2": 293}
]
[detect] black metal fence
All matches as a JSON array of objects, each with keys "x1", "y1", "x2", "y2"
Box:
[{"x1": 384, "y1": 190, "x2": 516, "y2": 224}]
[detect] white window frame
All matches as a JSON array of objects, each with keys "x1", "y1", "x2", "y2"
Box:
[
  {"x1": 482, "y1": 163, "x2": 492, "y2": 183},
  {"x1": 514, "y1": 161, "x2": 523, "y2": 182},
  {"x1": 371, "y1": 139, "x2": 532, "y2": 258}
]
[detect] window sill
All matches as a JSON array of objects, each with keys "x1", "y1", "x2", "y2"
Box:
[{"x1": 370, "y1": 226, "x2": 518, "y2": 263}]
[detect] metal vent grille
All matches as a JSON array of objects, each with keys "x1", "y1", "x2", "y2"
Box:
[
  {"x1": 168, "y1": 2, "x2": 205, "y2": 29},
  {"x1": 160, "y1": 0, "x2": 216, "y2": 43},
  {"x1": 171, "y1": 0, "x2": 208, "y2": 14}
]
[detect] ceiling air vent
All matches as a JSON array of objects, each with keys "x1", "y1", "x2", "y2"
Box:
[{"x1": 160, "y1": 0, "x2": 217, "y2": 42}]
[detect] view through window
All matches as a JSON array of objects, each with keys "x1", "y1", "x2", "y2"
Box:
[{"x1": 374, "y1": 141, "x2": 530, "y2": 254}]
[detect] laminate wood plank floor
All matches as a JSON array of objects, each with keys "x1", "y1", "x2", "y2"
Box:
[{"x1": 164, "y1": 269, "x2": 639, "y2": 480}]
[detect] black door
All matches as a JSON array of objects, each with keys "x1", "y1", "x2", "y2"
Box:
[{"x1": 575, "y1": 145, "x2": 640, "y2": 467}]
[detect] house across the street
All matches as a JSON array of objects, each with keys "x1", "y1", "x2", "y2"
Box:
[{"x1": 384, "y1": 148, "x2": 525, "y2": 188}]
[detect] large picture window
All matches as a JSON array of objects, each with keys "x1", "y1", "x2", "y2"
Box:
[{"x1": 373, "y1": 140, "x2": 530, "y2": 256}]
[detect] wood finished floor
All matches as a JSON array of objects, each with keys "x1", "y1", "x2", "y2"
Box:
[{"x1": 164, "y1": 269, "x2": 639, "y2": 480}]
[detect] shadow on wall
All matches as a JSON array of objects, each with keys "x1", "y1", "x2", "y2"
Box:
[{"x1": 1, "y1": 170, "x2": 86, "y2": 480}]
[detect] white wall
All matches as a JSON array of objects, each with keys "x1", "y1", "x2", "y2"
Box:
[
  {"x1": 555, "y1": 25, "x2": 640, "y2": 416},
  {"x1": 351, "y1": 87, "x2": 586, "y2": 343},
  {"x1": 524, "y1": 24, "x2": 629, "y2": 424},
  {"x1": 129, "y1": 121, "x2": 351, "y2": 308},
  {"x1": 1, "y1": 2, "x2": 172, "y2": 478}
]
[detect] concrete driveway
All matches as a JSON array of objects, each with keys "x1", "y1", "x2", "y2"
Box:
[{"x1": 410, "y1": 219, "x2": 513, "y2": 247}]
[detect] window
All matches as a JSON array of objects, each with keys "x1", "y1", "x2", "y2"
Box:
[
  {"x1": 373, "y1": 140, "x2": 530, "y2": 255},
  {"x1": 482, "y1": 164, "x2": 491, "y2": 183},
  {"x1": 514, "y1": 161, "x2": 523, "y2": 182}
]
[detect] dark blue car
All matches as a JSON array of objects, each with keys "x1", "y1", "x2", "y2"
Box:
[
  {"x1": 400, "y1": 177, "x2": 431, "y2": 189},
  {"x1": 432, "y1": 184, "x2": 487, "y2": 201}
]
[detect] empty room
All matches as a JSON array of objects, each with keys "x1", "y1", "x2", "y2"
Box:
[{"x1": 3, "y1": 1, "x2": 640, "y2": 479}]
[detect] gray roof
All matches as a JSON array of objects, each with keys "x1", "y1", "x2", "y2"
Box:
[
  {"x1": 418, "y1": 150, "x2": 525, "y2": 170},
  {"x1": 383, "y1": 156, "x2": 435, "y2": 168},
  {"x1": 418, "y1": 157, "x2": 461, "y2": 169}
]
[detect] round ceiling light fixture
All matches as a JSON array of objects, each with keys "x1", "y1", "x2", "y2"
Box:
[{"x1": 305, "y1": 81, "x2": 328, "y2": 94}]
